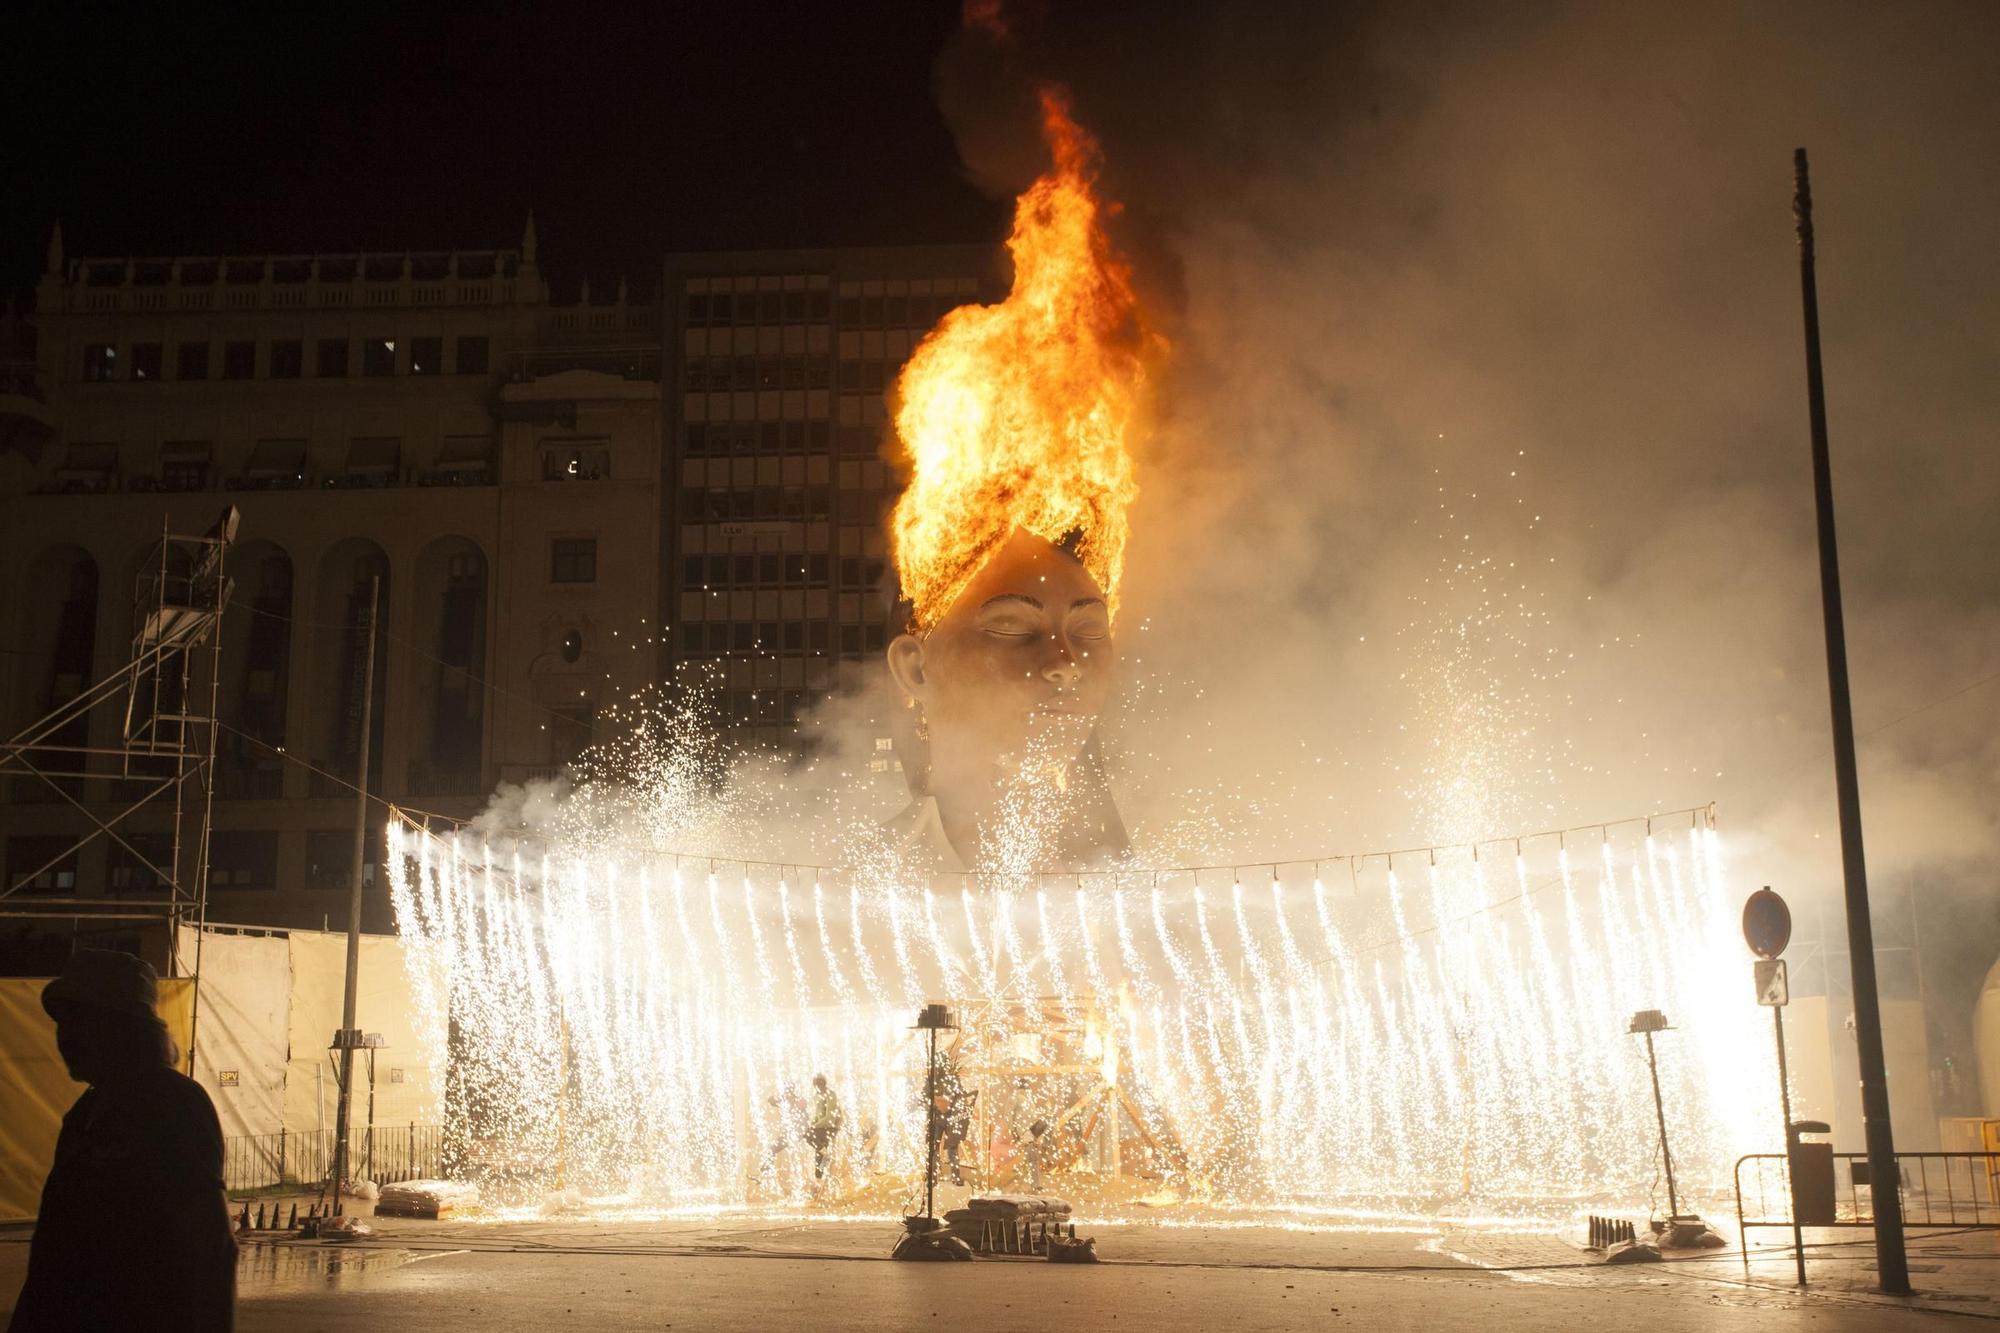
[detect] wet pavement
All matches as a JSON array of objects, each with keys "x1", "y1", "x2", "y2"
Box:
[{"x1": 7, "y1": 1211, "x2": 1999, "y2": 1329}]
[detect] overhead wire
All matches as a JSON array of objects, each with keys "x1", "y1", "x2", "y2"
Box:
[
  {"x1": 390, "y1": 802, "x2": 1712, "y2": 919},
  {"x1": 223, "y1": 590, "x2": 616, "y2": 739},
  {"x1": 212, "y1": 718, "x2": 468, "y2": 828}
]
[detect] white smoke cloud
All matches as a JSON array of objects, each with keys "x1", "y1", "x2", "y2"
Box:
[
  {"x1": 472, "y1": 0, "x2": 2000, "y2": 1052},
  {"x1": 920, "y1": 2, "x2": 2000, "y2": 889},
  {"x1": 430, "y1": 1, "x2": 1999, "y2": 1189}
]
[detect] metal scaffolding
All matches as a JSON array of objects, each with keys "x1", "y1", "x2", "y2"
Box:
[{"x1": 0, "y1": 507, "x2": 239, "y2": 999}]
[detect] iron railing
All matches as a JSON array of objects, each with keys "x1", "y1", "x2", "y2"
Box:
[
  {"x1": 1735, "y1": 1150, "x2": 2000, "y2": 1240},
  {"x1": 221, "y1": 1123, "x2": 442, "y2": 1195}
]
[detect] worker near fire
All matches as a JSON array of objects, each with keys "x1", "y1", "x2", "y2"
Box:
[
  {"x1": 807, "y1": 1074, "x2": 844, "y2": 1181},
  {"x1": 8, "y1": 950, "x2": 236, "y2": 1332},
  {"x1": 927, "y1": 1051, "x2": 975, "y2": 1187}
]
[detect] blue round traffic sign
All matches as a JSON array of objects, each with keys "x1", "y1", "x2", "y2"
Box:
[{"x1": 1742, "y1": 887, "x2": 1791, "y2": 959}]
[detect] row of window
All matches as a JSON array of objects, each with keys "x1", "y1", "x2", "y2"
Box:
[
  {"x1": 4, "y1": 829, "x2": 383, "y2": 895},
  {"x1": 40, "y1": 435, "x2": 497, "y2": 496},
  {"x1": 81, "y1": 334, "x2": 491, "y2": 383},
  {"x1": 44, "y1": 432, "x2": 857, "y2": 496},
  {"x1": 684, "y1": 356, "x2": 831, "y2": 392},
  {"x1": 681, "y1": 422, "x2": 879, "y2": 458},
  {"x1": 685, "y1": 290, "x2": 830, "y2": 327},
  {"x1": 41, "y1": 435, "x2": 621, "y2": 496},
  {"x1": 681, "y1": 621, "x2": 887, "y2": 658},
  {"x1": 719, "y1": 687, "x2": 813, "y2": 725},
  {"x1": 677, "y1": 485, "x2": 890, "y2": 525},
  {"x1": 683, "y1": 421, "x2": 830, "y2": 456},
  {"x1": 85, "y1": 253, "x2": 510, "y2": 287},
  {"x1": 680, "y1": 485, "x2": 826, "y2": 523},
  {"x1": 683, "y1": 290, "x2": 963, "y2": 330},
  {"x1": 681, "y1": 552, "x2": 886, "y2": 590},
  {"x1": 682, "y1": 356, "x2": 924, "y2": 396}
]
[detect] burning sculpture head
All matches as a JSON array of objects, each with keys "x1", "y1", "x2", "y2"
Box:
[
  {"x1": 884, "y1": 89, "x2": 1157, "y2": 868},
  {"x1": 889, "y1": 88, "x2": 1151, "y2": 633},
  {"x1": 888, "y1": 528, "x2": 1116, "y2": 792}
]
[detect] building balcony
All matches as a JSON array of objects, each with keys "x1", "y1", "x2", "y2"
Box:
[
  {"x1": 44, "y1": 251, "x2": 540, "y2": 315},
  {"x1": 498, "y1": 763, "x2": 566, "y2": 788},
  {"x1": 31, "y1": 458, "x2": 497, "y2": 498},
  {"x1": 405, "y1": 759, "x2": 485, "y2": 798},
  {"x1": 506, "y1": 347, "x2": 660, "y2": 382},
  {"x1": 220, "y1": 473, "x2": 314, "y2": 493}
]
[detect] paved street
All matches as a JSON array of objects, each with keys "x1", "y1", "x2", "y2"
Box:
[{"x1": 8, "y1": 1212, "x2": 2000, "y2": 1330}]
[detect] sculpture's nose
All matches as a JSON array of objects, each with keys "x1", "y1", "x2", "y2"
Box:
[{"x1": 1042, "y1": 654, "x2": 1082, "y2": 688}]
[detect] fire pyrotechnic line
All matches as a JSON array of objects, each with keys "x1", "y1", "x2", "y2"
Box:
[
  {"x1": 387, "y1": 805, "x2": 1775, "y2": 1224},
  {"x1": 379, "y1": 78, "x2": 1775, "y2": 1230},
  {"x1": 889, "y1": 86, "x2": 1160, "y2": 632}
]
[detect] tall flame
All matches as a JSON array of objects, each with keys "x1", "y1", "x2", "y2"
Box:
[{"x1": 890, "y1": 88, "x2": 1158, "y2": 632}]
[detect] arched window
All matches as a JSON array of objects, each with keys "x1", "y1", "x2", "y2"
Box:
[
  {"x1": 412, "y1": 537, "x2": 488, "y2": 795},
  {"x1": 217, "y1": 542, "x2": 292, "y2": 798},
  {"x1": 15, "y1": 546, "x2": 98, "y2": 798},
  {"x1": 312, "y1": 540, "x2": 389, "y2": 793}
]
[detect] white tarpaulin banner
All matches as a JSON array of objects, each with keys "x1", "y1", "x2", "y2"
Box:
[
  {"x1": 176, "y1": 927, "x2": 290, "y2": 1149},
  {"x1": 167, "y1": 925, "x2": 442, "y2": 1164},
  {"x1": 283, "y1": 931, "x2": 440, "y2": 1145}
]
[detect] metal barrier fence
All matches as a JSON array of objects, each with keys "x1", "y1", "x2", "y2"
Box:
[
  {"x1": 221, "y1": 1124, "x2": 441, "y2": 1195},
  {"x1": 1735, "y1": 1150, "x2": 2000, "y2": 1240}
]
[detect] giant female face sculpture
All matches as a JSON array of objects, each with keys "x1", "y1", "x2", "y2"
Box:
[
  {"x1": 883, "y1": 90, "x2": 1155, "y2": 869},
  {"x1": 896, "y1": 528, "x2": 1128, "y2": 832}
]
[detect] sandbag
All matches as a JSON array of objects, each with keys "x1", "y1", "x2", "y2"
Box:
[
  {"x1": 966, "y1": 1194, "x2": 1046, "y2": 1217},
  {"x1": 373, "y1": 1178, "x2": 480, "y2": 1219}
]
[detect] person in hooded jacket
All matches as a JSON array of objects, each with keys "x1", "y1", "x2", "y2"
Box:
[{"x1": 9, "y1": 949, "x2": 235, "y2": 1332}]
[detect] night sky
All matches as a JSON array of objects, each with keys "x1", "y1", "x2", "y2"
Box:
[
  {"x1": 4, "y1": 0, "x2": 1994, "y2": 887},
  {"x1": 0, "y1": 1, "x2": 1008, "y2": 303}
]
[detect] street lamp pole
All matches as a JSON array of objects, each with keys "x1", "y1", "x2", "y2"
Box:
[
  {"x1": 330, "y1": 575, "x2": 380, "y2": 1217},
  {"x1": 1642, "y1": 1027, "x2": 1681, "y2": 1220},
  {"x1": 1791, "y1": 148, "x2": 1909, "y2": 1296}
]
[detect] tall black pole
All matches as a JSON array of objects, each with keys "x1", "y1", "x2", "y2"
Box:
[
  {"x1": 1773, "y1": 1005, "x2": 1807, "y2": 1286},
  {"x1": 330, "y1": 575, "x2": 380, "y2": 1217},
  {"x1": 1792, "y1": 148, "x2": 1909, "y2": 1295}
]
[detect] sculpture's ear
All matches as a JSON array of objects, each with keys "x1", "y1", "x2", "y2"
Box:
[
  {"x1": 885, "y1": 633, "x2": 932, "y2": 799},
  {"x1": 886, "y1": 632, "x2": 928, "y2": 702}
]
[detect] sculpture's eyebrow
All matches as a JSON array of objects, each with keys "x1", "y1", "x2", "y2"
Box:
[
  {"x1": 980, "y1": 594, "x2": 1043, "y2": 611},
  {"x1": 1069, "y1": 597, "x2": 1107, "y2": 612}
]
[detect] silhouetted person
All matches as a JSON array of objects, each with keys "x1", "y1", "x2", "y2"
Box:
[
  {"x1": 9, "y1": 950, "x2": 235, "y2": 1332},
  {"x1": 766, "y1": 1083, "x2": 807, "y2": 1167},
  {"x1": 806, "y1": 1074, "x2": 843, "y2": 1180},
  {"x1": 1025, "y1": 1117, "x2": 1050, "y2": 1191},
  {"x1": 927, "y1": 1055, "x2": 974, "y2": 1187}
]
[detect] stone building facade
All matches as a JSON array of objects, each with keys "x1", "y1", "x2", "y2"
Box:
[
  {"x1": 0, "y1": 227, "x2": 1008, "y2": 944},
  {"x1": 659, "y1": 244, "x2": 1005, "y2": 751},
  {"x1": 0, "y1": 222, "x2": 661, "y2": 936}
]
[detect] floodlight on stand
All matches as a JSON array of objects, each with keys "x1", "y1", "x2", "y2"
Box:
[
  {"x1": 1625, "y1": 1008, "x2": 1724, "y2": 1250},
  {"x1": 1627, "y1": 1009, "x2": 1670, "y2": 1035},
  {"x1": 892, "y1": 1001, "x2": 972, "y2": 1262}
]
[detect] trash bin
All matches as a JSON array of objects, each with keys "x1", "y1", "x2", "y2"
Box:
[{"x1": 1788, "y1": 1120, "x2": 1836, "y2": 1226}]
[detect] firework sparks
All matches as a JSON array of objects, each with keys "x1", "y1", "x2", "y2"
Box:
[
  {"x1": 391, "y1": 803, "x2": 1772, "y2": 1222},
  {"x1": 889, "y1": 87, "x2": 1158, "y2": 632}
]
